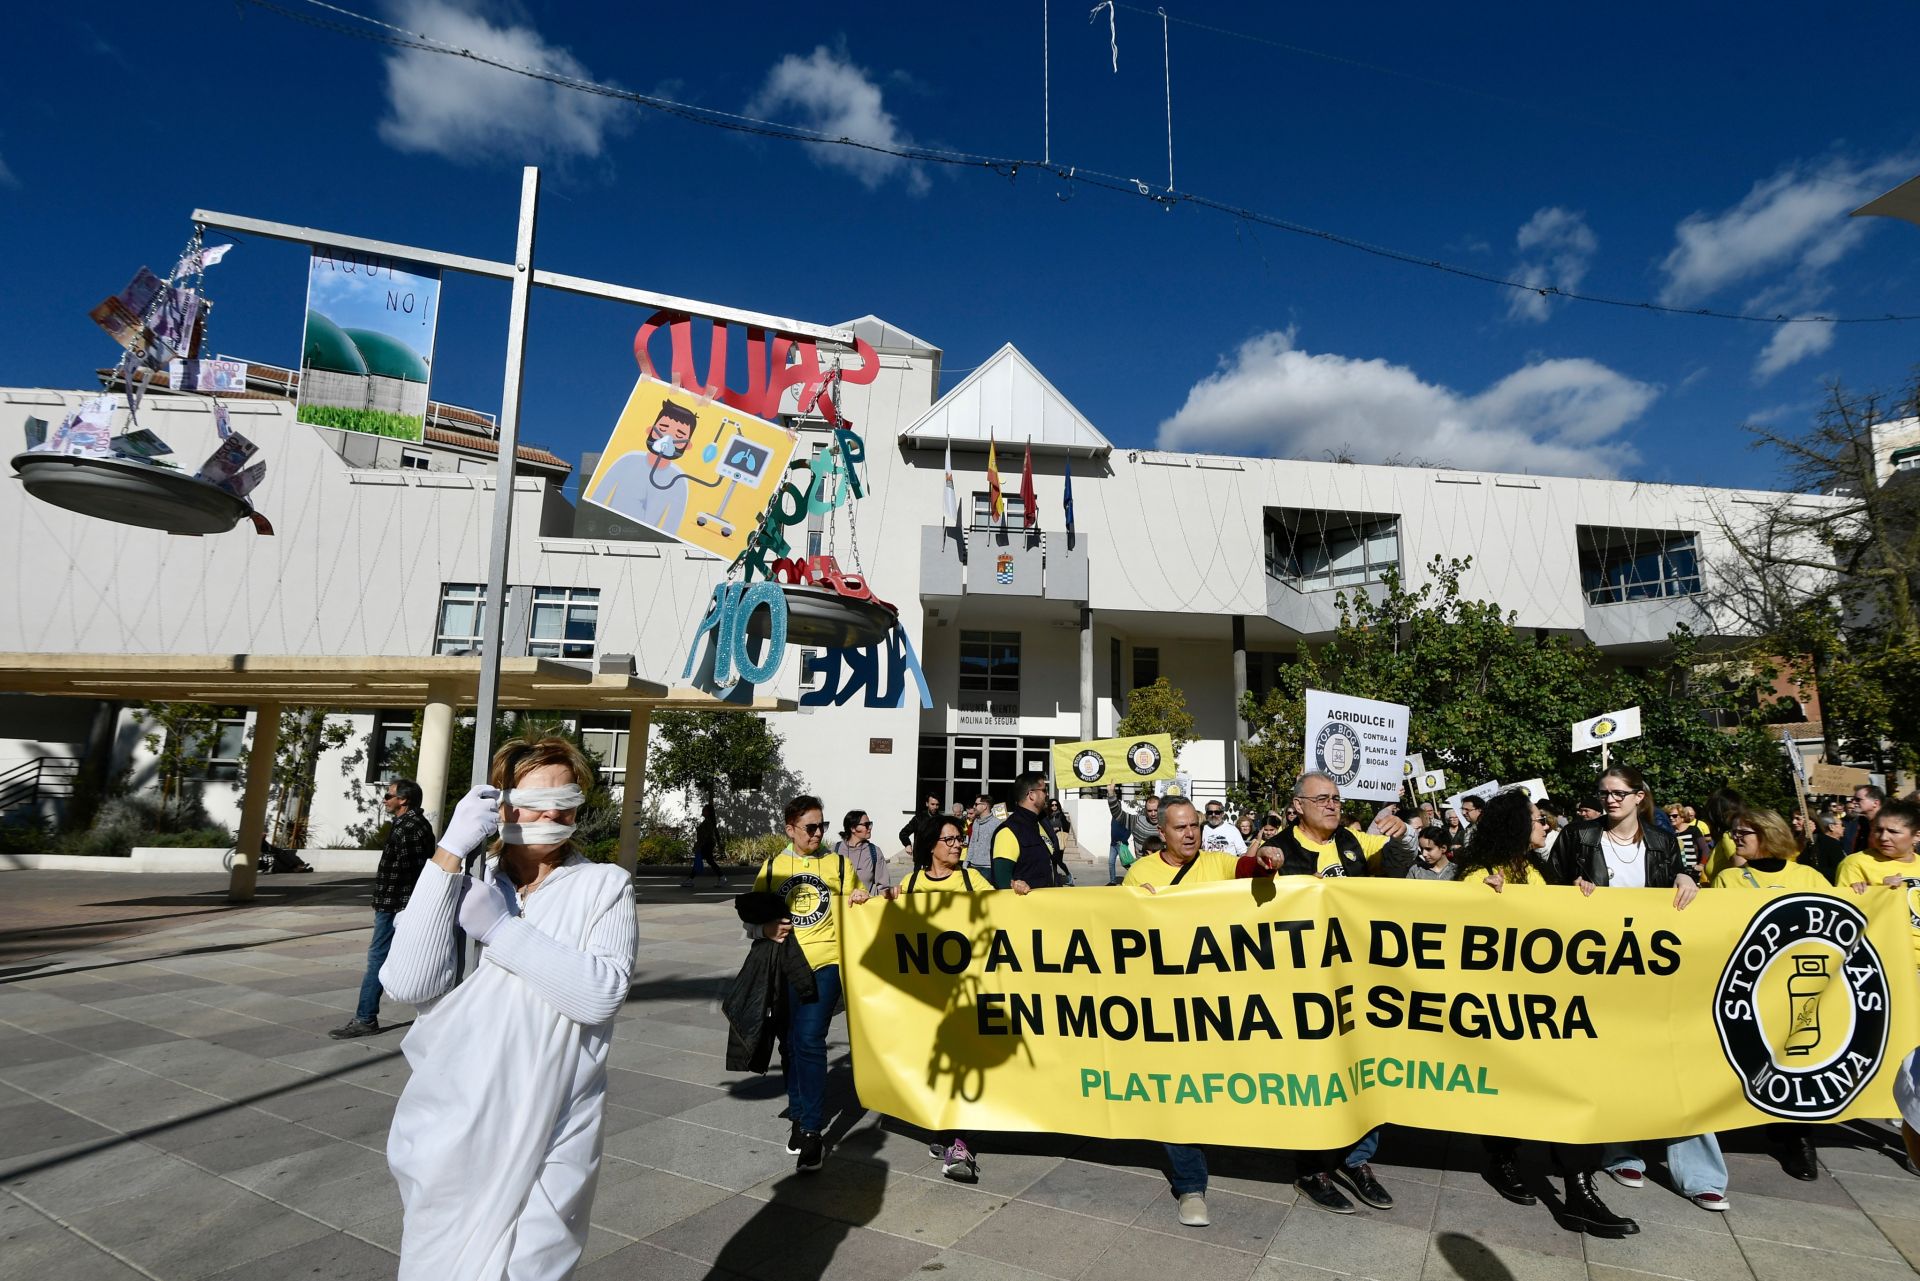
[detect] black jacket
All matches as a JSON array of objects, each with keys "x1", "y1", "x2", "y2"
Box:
[
  {"x1": 899, "y1": 808, "x2": 944, "y2": 849},
  {"x1": 995, "y1": 805, "x2": 1063, "y2": 888},
  {"x1": 722, "y1": 936, "x2": 817, "y2": 1073},
  {"x1": 1551, "y1": 818, "x2": 1689, "y2": 888}
]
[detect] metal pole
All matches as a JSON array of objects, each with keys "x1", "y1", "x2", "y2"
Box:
[{"x1": 471, "y1": 167, "x2": 541, "y2": 805}]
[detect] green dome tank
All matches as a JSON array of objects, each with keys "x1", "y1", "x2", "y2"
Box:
[
  {"x1": 302, "y1": 311, "x2": 367, "y2": 375},
  {"x1": 343, "y1": 329, "x2": 430, "y2": 383}
]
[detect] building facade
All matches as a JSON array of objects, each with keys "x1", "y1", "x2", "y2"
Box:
[{"x1": 0, "y1": 316, "x2": 1834, "y2": 845}]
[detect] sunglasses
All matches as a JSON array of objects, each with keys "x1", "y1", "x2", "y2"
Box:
[
  {"x1": 1732, "y1": 828, "x2": 1759, "y2": 839},
  {"x1": 799, "y1": 822, "x2": 827, "y2": 836}
]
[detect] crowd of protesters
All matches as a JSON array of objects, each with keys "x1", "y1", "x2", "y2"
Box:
[{"x1": 730, "y1": 768, "x2": 1920, "y2": 1242}]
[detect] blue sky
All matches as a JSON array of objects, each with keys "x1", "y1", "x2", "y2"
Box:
[{"x1": 5, "y1": 1, "x2": 1919, "y2": 495}]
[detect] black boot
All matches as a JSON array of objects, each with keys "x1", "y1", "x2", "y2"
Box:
[
  {"x1": 1487, "y1": 1158, "x2": 1536, "y2": 1206},
  {"x1": 1782, "y1": 1135, "x2": 1819, "y2": 1181},
  {"x1": 1562, "y1": 1172, "x2": 1639, "y2": 1237}
]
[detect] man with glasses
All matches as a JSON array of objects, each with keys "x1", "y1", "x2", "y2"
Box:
[
  {"x1": 331, "y1": 777, "x2": 436, "y2": 1039},
  {"x1": 965, "y1": 794, "x2": 1000, "y2": 876},
  {"x1": 992, "y1": 772, "x2": 1064, "y2": 891},
  {"x1": 1200, "y1": 801, "x2": 1248, "y2": 855},
  {"x1": 1845, "y1": 785, "x2": 1888, "y2": 855},
  {"x1": 1253, "y1": 772, "x2": 1400, "y2": 1214}
]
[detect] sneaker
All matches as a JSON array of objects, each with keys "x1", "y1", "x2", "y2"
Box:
[
  {"x1": 1295, "y1": 1173, "x2": 1357, "y2": 1214},
  {"x1": 1177, "y1": 1192, "x2": 1210, "y2": 1226},
  {"x1": 1691, "y1": 1192, "x2": 1730, "y2": 1212},
  {"x1": 328, "y1": 1019, "x2": 380, "y2": 1039},
  {"x1": 1335, "y1": 1162, "x2": 1394, "y2": 1210},
  {"x1": 941, "y1": 1139, "x2": 979, "y2": 1184},
  {"x1": 1606, "y1": 1166, "x2": 1646, "y2": 1189},
  {"x1": 795, "y1": 1129, "x2": 824, "y2": 1173},
  {"x1": 788, "y1": 1123, "x2": 805, "y2": 1156}
]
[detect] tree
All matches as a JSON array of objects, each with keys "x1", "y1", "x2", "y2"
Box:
[
  {"x1": 1708, "y1": 376, "x2": 1920, "y2": 778},
  {"x1": 650, "y1": 711, "x2": 800, "y2": 839},
  {"x1": 1116, "y1": 677, "x2": 1196, "y2": 758},
  {"x1": 133, "y1": 702, "x2": 237, "y2": 824}
]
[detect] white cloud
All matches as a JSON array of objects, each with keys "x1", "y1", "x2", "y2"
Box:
[
  {"x1": 1753, "y1": 319, "x2": 1836, "y2": 381},
  {"x1": 376, "y1": 0, "x2": 625, "y2": 164},
  {"x1": 748, "y1": 45, "x2": 927, "y2": 193},
  {"x1": 1155, "y1": 330, "x2": 1658, "y2": 479},
  {"x1": 1658, "y1": 154, "x2": 1913, "y2": 305},
  {"x1": 1506, "y1": 207, "x2": 1596, "y2": 323}
]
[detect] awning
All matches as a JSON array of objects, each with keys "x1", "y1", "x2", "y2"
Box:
[{"x1": 0, "y1": 653, "x2": 793, "y2": 713}]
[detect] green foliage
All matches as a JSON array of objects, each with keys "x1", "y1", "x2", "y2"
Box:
[
  {"x1": 296, "y1": 405, "x2": 423, "y2": 438},
  {"x1": 1116, "y1": 678, "x2": 1197, "y2": 758},
  {"x1": 636, "y1": 831, "x2": 692, "y2": 864},
  {"x1": 3, "y1": 792, "x2": 233, "y2": 860},
  {"x1": 1229, "y1": 556, "x2": 1794, "y2": 814},
  {"x1": 651, "y1": 711, "x2": 786, "y2": 802},
  {"x1": 132, "y1": 702, "x2": 238, "y2": 823},
  {"x1": 724, "y1": 832, "x2": 788, "y2": 867}
]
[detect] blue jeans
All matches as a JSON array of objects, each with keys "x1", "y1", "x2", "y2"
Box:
[
  {"x1": 1602, "y1": 1133, "x2": 1727, "y2": 1196},
  {"x1": 786, "y1": 963, "x2": 842, "y2": 1133},
  {"x1": 1164, "y1": 1143, "x2": 1208, "y2": 1195},
  {"x1": 1109, "y1": 843, "x2": 1128, "y2": 883},
  {"x1": 354, "y1": 909, "x2": 397, "y2": 1024},
  {"x1": 1300, "y1": 1127, "x2": 1383, "y2": 1175}
]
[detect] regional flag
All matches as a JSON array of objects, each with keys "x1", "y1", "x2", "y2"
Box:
[
  {"x1": 987, "y1": 433, "x2": 1003, "y2": 523},
  {"x1": 1020, "y1": 441, "x2": 1038, "y2": 529},
  {"x1": 942, "y1": 438, "x2": 957, "y2": 527},
  {"x1": 1063, "y1": 457, "x2": 1075, "y2": 539}
]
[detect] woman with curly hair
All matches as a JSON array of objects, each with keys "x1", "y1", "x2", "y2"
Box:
[
  {"x1": 1458, "y1": 788, "x2": 1640, "y2": 1238},
  {"x1": 381, "y1": 736, "x2": 638, "y2": 1280}
]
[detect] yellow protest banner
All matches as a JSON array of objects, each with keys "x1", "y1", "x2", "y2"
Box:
[
  {"x1": 841, "y1": 878, "x2": 1919, "y2": 1149},
  {"x1": 1050, "y1": 734, "x2": 1177, "y2": 789}
]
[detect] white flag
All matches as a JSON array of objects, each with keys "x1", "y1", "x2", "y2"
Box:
[{"x1": 943, "y1": 438, "x2": 957, "y2": 526}]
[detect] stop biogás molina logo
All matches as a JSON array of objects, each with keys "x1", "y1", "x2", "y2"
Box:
[
  {"x1": 1072, "y1": 750, "x2": 1106, "y2": 784},
  {"x1": 1314, "y1": 722, "x2": 1362, "y2": 787},
  {"x1": 1713, "y1": 893, "x2": 1892, "y2": 1121},
  {"x1": 778, "y1": 872, "x2": 835, "y2": 929},
  {"x1": 1591, "y1": 717, "x2": 1619, "y2": 740}
]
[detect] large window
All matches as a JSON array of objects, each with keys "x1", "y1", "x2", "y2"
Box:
[
  {"x1": 959, "y1": 630, "x2": 1020, "y2": 698},
  {"x1": 528, "y1": 587, "x2": 599, "y2": 659},
  {"x1": 1132, "y1": 645, "x2": 1160, "y2": 692},
  {"x1": 577, "y1": 721, "x2": 628, "y2": 789},
  {"x1": 186, "y1": 717, "x2": 248, "y2": 782},
  {"x1": 1266, "y1": 513, "x2": 1400, "y2": 591},
  {"x1": 435, "y1": 583, "x2": 486, "y2": 656},
  {"x1": 369, "y1": 712, "x2": 415, "y2": 784},
  {"x1": 1579, "y1": 529, "x2": 1702, "y2": 605},
  {"x1": 970, "y1": 492, "x2": 1029, "y2": 528}
]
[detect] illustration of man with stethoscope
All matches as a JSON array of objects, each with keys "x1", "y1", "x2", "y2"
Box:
[{"x1": 590, "y1": 400, "x2": 709, "y2": 534}]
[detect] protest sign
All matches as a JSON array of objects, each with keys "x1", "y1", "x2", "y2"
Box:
[
  {"x1": 843, "y1": 880, "x2": 1918, "y2": 1149},
  {"x1": 1416, "y1": 769, "x2": 1448, "y2": 796},
  {"x1": 1154, "y1": 774, "x2": 1196, "y2": 802},
  {"x1": 1808, "y1": 763, "x2": 1871, "y2": 796},
  {"x1": 1302, "y1": 690, "x2": 1409, "y2": 802},
  {"x1": 585, "y1": 375, "x2": 798, "y2": 561},
  {"x1": 1403, "y1": 754, "x2": 1425, "y2": 781},
  {"x1": 1512, "y1": 778, "x2": 1549, "y2": 803},
  {"x1": 1052, "y1": 735, "x2": 1177, "y2": 789},
  {"x1": 1445, "y1": 779, "x2": 1502, "y2": 817},
  {"x1": 1573, "y1": 706, "x2": 1643, "y2": 753},
  {"x1": 296, "y1": 246, "x2": 441, "y2": 442}
]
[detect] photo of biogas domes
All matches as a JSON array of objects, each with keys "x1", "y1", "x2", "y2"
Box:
[{"x1": 295, "y1": 249, "x2": 442, "y2": 441}]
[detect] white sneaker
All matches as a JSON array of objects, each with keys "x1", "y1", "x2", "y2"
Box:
[
  {"x1": 1691, "y1": 1191, "x2": 1730, "y2": 1212},
  {"x1": 1606, "y1": 1167, "x2": 1645, "y2": 1189},
  {"x1": 1177, "y1": 1192, "x2": 1210, "y2": 1226}
]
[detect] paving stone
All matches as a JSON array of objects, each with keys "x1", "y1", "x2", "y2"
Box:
[
  {"x1": 0, "y1": 1099, "x2": 117, "y2": 1162},
  {"x1": 171, "y1": 1115, "x2": 342, "y2": 1175},
  {"x1": 45, "y1": 1018, "x2": 185, "y2": 1054},
  {"x1": 590, "y1": 1165, "x2": 735, "y2": 1239},
  {"x1": 228, "y1": 1139, "x2": 390, "y2": 1201},
  {"x1": 1725, "y1": 1151, "x2": 1861, "y2": 1207},
  {"x1": 52, "y1": 1079, "x2": 225, "y2": 1132},
  {"x1": 1018, "y1": 1158, "x2": 1165, "y2": 1224},
  {"x1": 741, "y1": 1220, "x2": 939, "y2": 1281},
  {"x1": 203, "y1": 1230, "x2": 397, "y2": 1279},
  {"x1": 1727, "y1": 1188, "x2": 1904, "y2": 1260},
  {"x1": 1582, "y1": 1212, "x2": 1756, "y2": 1281},
  {"x1": 0, "y1": 1217, "x2": 150, "y2": 1280},
  {"x1": 1832, "y1": 1168, "x2": 1920, "y2": 1219},
  {"x1": 1, "y1": 1140, "x2": 200, "y2": 1216},
  {"x1": 65, "y1": 1174, "x2": 334, "y2": 1279},
  {"x1": 950, "y1": 1198, "x2": 1129, "y2": 1279},
  {"x1": 1425, "y1": 1232, "x2": 1586, "y2": 1281},
  {"x1": 904, "y1": 1249, "x2": 1061, "y2": 1281},
  {"x1": 645, "y1": 1191, "x2": 839, "y2": 1269},
  {"x1": 1267, "y1": 1199, "x2": 1433, "y2": 1281},
  {"x1": 1867, "y1": 1211, "x2": 1920, "y2": 1271},
  {"x1": 603, "y1": 1116, "x2": 796, "y2": 1191},
  {"x1": 1740, "y1": 1235, "x2": 1920, "y2": 1281},
  {"x1": 604, "y1": 1066, "x2": 728, "y2": 1118},
  {"x1": 1080, "y1": 1222, "x2": 1259, "y2": 1281},
  {"x1": 1125, "y1": 1184, "x2": 1289, "y2": 1256},
  {"x1": 577, "y1": 1238, "x2": 753, "y2": 1281},
  {"x1": 1246, "y1": 1260, "x2": 1356, "y2": 1281}
]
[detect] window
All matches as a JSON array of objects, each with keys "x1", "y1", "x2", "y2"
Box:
[
  {"x1": 369, "y1": 712, "x2": 415, "y2": 784},
  {"x1": 970, "y1": 492, "x2": 1029, "y2": 528},
  {"x1": 1108, "y1": 636, "x2": 1122, "y2": 730},
  {"x1": 435, "y1": 583, "x2": 486, "y2": 656},
  {"x1": 400, "y1": 447, "x2": 432, "y2": 471},
  {"x1": 1266, "y1": 513, "x2": 1400, "y2": 590},
  {"x1": 1893, "y1": 447, "x2": 1919, "y2": 473},
  {"x1": 959, "y1": 630, "x2": 1020, "y2": 697},
  {"x1": 577, "y1": 723, "x2": 628, "y2": 788},
  {"x1": 1132, "y1": 646, "x2": 1160, "y2": 691},
  {"x1": 187, "y1": 717, "x2": 248, "y2": 782},
  {"x1": 1247, "y1": 652, "x2": 1293, "y2": 702},
  {"x1": 528, "y1": 586, "x2": 599, "y2": 659},
  {"x1": 1578, "y1": 530, "x2": 1703, "y2": 605}
]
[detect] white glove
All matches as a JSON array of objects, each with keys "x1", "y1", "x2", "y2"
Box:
[
  {"x1": 457, "y1": 872, "x2": 515, "y2": 944},
  {"x1": 439, "y1": 785, "x2": 501, "y2": 858}
]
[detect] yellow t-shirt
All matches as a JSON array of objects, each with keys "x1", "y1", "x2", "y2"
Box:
[
  {"x1": 1122, "y1": 850, "x2": 1240, "y2": 890},
  {"x1": 1702, "y1": 832, "x2": 1737, "y2": 883},
  {"x1": 900, "y1": 865, "x2": 987, "y2": 895},
  {"x1": 1713, "y1": 861, "x2": 1835, "y2": 893},
  {"x1": 1289, "y1": 828, "x2": 1390, "y2": 877},
  {"x1": 755, "y1": 846, "x2": 864, "y2": 971},
  {"x1": 1835, "y1": 852, "x2": 1920, "y2": 970}
]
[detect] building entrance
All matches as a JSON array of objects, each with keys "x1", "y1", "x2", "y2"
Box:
[{"x1": 916, "y1": 733, "x2": 1054, "y2": 810}]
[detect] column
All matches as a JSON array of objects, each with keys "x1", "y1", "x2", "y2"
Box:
[
  {"x1": 227, "y1": 702, "x2": 281, "y2": 903},
  {"x1": 416, "y1": 681, "x2": 457, "y2": 828},
  {"x1": 1231, "y1": 615, "x2": 1248, "y2": 782},
  {"x1": 1078, "y1": 607, "x2": 1096, "y2": 741},
  {"x1": 616, "y1": 707, "x2": 652, "y2": 874}
]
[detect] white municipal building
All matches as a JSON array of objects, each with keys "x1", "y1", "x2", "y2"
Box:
[{"x1": 0, "y1": 316, "x2": 1811, "y2": 853}]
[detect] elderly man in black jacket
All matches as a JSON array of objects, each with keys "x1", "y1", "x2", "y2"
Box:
[{"x1": 331, "y1": 777, "x2": 437, "y2": 1039}]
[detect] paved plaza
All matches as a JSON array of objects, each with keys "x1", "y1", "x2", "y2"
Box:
[{"x1": 2, "y1": 864, "x2": 1919, "y2": 1281}]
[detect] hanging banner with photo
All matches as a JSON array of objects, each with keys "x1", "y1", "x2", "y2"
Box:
[
  {"x1": 842, "y1": 880, "x2": 1920, "y2": 1149},
  {"x1": 1302, "y1": 690, "x2": 1409, "y2": 802},
  {"x1": 296, "y1": 247, "x2": 442, "y2": 442},
  {"x1": 1051, "y1": 734, "x2": 1177, "y2": 789},
  {"x1": 585, "y1": 375, "x2": 800, "y2": 561},
  {"x1": 1572, "y1": 706, "x2": 1643, "y2": 753}
]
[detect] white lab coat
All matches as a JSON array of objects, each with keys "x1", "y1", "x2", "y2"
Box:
[{"x1": 382, "y1": 854, "x2": 637, "y2": 1281}]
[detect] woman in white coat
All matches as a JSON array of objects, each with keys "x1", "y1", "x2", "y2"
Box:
[{"x1": 381, "y1": 736, "x2": 637, "y2": 1280}]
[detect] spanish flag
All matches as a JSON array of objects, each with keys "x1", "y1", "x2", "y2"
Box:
[{"x1": 987, "y1": 432, "x2": 1003, "y2": 523}]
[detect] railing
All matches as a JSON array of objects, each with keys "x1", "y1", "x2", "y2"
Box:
[{"x1": 0, "y1": 756, "x2": 81, "y2": 815}]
